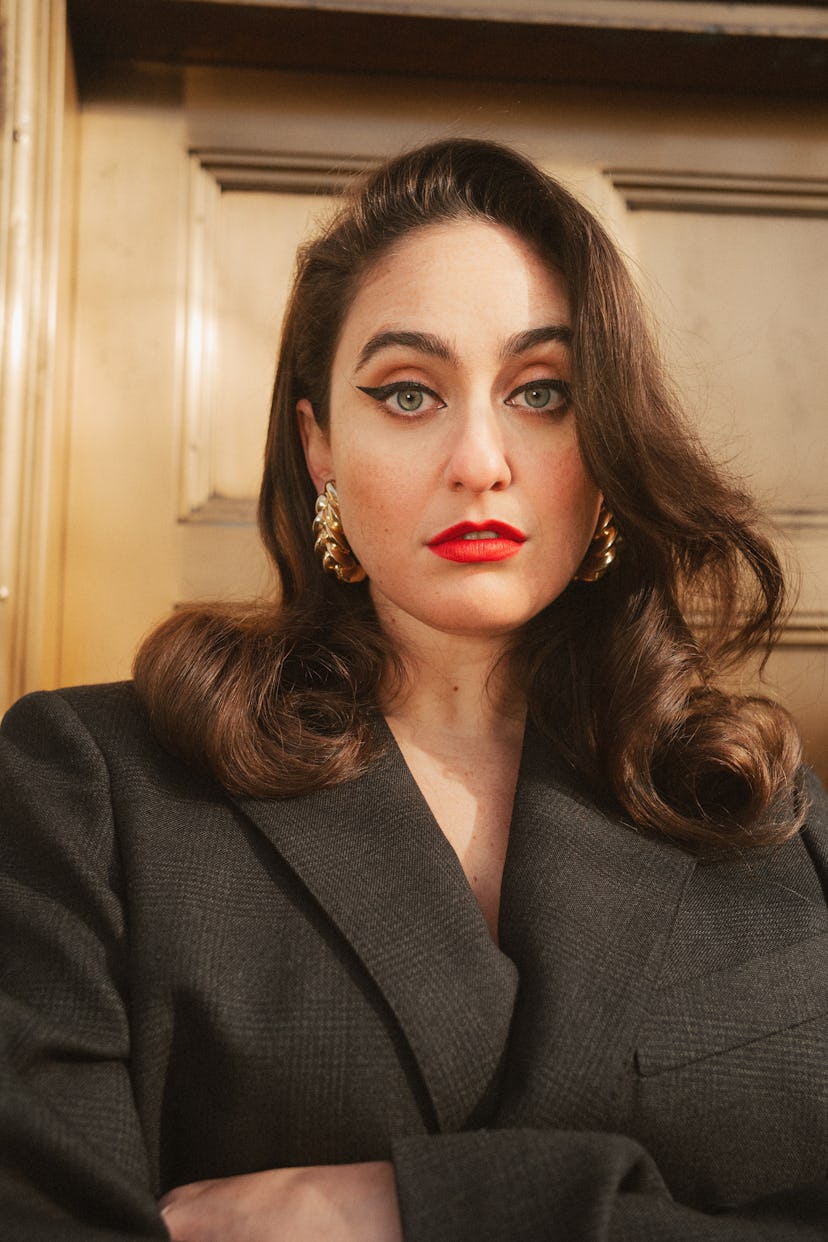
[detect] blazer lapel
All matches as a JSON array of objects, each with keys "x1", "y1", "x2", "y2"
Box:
[
  {"x1": 496, "y1": 727, "x2": 696, "y2": 1131},
  {"x1": 230, "y1": 722, "x2": 518, "y2": 1135}
]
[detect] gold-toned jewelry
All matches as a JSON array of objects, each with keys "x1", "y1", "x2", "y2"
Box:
[
  {"x1": 312, "y1": 482, "x2": 366, "y2": 584},
  {"x1": 574, "y1": 504, "x2": 619, "y2": 582}
]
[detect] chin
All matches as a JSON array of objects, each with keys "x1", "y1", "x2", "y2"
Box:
[
  {"x1": 370, "y1": 576, "x2": 573, "y2": 641},
  {"x1": 417, "y1": 600, "x2": 548, "y2": 640}
]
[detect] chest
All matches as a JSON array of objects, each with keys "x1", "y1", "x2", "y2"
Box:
[
  {"x1": 387, "y1": 730, "x2": 521, "y2": 941},
  {"x1": 121, "y1": 784, "x2": 828, "y2": 1212}
]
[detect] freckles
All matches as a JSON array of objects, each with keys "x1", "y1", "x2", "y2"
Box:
[
  {"x1": 538, "y1": 442, "x2": 595, "y2": 498},
  {"x1": 338, "y1": 466, "x2": 398, "y2": 548}
]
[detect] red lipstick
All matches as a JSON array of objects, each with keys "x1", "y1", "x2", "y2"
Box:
[{"x1": 428, "y1": 521, "x2": 526, "y2": 563}]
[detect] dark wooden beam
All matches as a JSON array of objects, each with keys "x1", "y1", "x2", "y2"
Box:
[{"x1": 67, "y1": 0, "x2": 828, "y2": 99}]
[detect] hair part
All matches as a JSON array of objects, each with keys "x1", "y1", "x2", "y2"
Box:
[{"x1": 135, "y1": 137, "x2": 804, "y2": 852}]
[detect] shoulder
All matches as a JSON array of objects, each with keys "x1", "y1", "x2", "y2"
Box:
[
  {"x1": 663, "y1": 766, "x2": 828, "y2": 968},
  {"x1": 800, "y1": 764, "x2": 828, "y2": 814},
  {"x1": 798, "y1": 765, "x2": 828, "y2": 877},
  {"x1": 2, "y1": 681, "x2": 153, "y2": 766},
  {"x1": 3, "y1": 679, "x2": 141, "y2": 732},
  {"x1": 1, "y1": 681, "x2": 219, "y2": 802}
]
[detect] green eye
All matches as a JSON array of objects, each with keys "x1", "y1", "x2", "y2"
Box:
[
  {"x1": 356, "y1": 382, "x2": 443, "y2": 417},
  {"x1": 395, "y1": 388, "x2": 424, "y2": 412},
  {"x1": 507, "y1": 379, "x2": 571, "y2": 413},
  {"x1": 525, "y1": 384, "x2": 554, "y2": 408}
]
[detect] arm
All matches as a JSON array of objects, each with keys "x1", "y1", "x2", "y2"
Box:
[
  {"x1": 162, "y1": 769, "x2": 828, "y2": 1242},
  {"x1": 160, "y1": 1162, "x2": 402, "y2": 1242},
  {"x1": 0, "y1": 691, "x2": 168, "y2": 1240},
  {"x1": 392, "y1": 1128, "x2": 828, "y2": 1241},
  {"x1": 154, "y1": 1128, "x2": 827, "y2": 1242},
  {"x1": 5, "y1": 689, "x2": 826, "y2": 1241},
  {"x1": 392, "y1": 768, "x2": 828, "y2": 1240}
]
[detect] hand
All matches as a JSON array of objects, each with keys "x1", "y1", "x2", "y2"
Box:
[{"x1": 159, "y1": 1160, "x2": 404, "y2": 1242}]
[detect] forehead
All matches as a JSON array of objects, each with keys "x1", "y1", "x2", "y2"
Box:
[{"x1": 337, "y1": 218, "x2": 570, "y2": 355}]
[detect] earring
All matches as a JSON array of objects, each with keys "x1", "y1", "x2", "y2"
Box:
[
  {"x1": 574, "y1": 504, "x2": 619, "y2": 582},
  {"x1": 312, "y1": 482, "x2": 366, "y2": 584}
]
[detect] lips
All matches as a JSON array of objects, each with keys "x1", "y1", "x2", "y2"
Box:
[{"x1": 427, "y1": 521, "x2": 526, "y2": 563}]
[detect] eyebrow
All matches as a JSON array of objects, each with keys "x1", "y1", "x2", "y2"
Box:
[
  {"x1": 356, "y1": 331, "x2": 458, "y2": 370},
  {"x1": 500, "y1": 324, "x2": 572, "y2": 358},
  {"x1": 355, "y1": 324, "x2": 572, "y2": 372}
]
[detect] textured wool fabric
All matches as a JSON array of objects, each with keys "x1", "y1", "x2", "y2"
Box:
[{"x1": 1, "y1": 682, "x2": 827, "y2": 1240}]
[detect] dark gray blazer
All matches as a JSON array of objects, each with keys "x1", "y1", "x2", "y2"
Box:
[{"x1": 1, "y1": 682, "x2": 827, "y2": 1241}]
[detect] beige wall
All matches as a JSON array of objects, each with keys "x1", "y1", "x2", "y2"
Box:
[{"x1": 2, "y1": 10, "x2": 826, "y2": 776}]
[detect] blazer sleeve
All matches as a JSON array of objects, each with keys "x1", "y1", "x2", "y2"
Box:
[
  {"x1": 392, "y1": 770, "x2": 828, "y2": 1242},
  {"x1": 0, "y1": 691, "x2": 168, "y2": 1241},
  {"x1": 392, "y1": 1128, "x2": 828, "y2": 1241}
]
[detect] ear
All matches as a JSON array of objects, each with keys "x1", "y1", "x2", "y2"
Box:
[{"x1": 297, "y1": 399, "x2": 334, "y2": 492}]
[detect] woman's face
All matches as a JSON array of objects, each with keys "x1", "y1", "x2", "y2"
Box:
[{"x1": 299, "y1": 219, "x2": 602, "y2": 645}]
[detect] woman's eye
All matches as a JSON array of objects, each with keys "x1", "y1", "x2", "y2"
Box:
[
  {"x1": 393, "y1": 387, "x2": 426, "y2": 413},
  {"x1": 356, "y1": 382, "x2": 444, "y2": 417},
  {"x1": 506, "y1": 380, "x2": 571, "y2": 413}
]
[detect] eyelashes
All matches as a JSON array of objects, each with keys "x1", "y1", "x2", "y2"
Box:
[
  {"x1": 357, "y1": 379, "x2": 572, "y2": 418},
  {"x1": 356, "y1": 382, "x2": 444, "y2": 417},
  {"x1": 505, "y1": 380, "x2": 571, "y2": 413}
]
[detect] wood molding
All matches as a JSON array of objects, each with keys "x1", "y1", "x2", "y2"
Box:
[
  {"x1": 66, "y1": 0, "x2": 828, "y2": 100},
  {"x1": 196, "y1": 150, "x2": 381, "y2": 195},
  {"x1": 774, "y1": 616, "x2": 828, "y2": 647},
  {"x1": 177, "y1": 150, "x2": 373, "y2": 520},
  {"x1": 606, "y1": 168, "x2": 828, "y2": 537},
  {"x1": 176, "y1": 152, "x2": 828, "y2": 646},
  {"x1": 177, "y1": 156, "x2": 221, "y2": 519},
  {"x1": 773, "y1": 509, "x2": 828, "y2": 532},
  {"x1": 117, "y1": 1, "x2": 828, "y2": 35},
  {"x1": 0, "y1": 0, "x2": 71, "y2": 707},
  {"x1": 605, "y1": 168, "x2": 828, "y2": 645},
  {"x1": 607, "y1": 170, "x2": 828, "y2": 217},
  {"x1": 185, "y1": 496, "x2": 258, "y2": 525}
]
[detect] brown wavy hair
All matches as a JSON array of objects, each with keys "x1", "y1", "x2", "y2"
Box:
[{"x1": 134, "y1": 138, "x2": 804, "y2": 851}]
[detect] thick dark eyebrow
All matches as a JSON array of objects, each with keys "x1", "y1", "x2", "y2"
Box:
[
  {"x1": 500, "y1": 325, "x2": 572, "y2": 359},
  {"x1": 356, "y1": 330, "x2": 458, "y2": 371},
  {"x1": 355, "y1": 324, "x2": 571, "y2": 371}
]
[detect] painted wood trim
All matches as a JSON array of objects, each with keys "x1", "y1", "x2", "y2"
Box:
[
  {"x1": 177, "y1": 150, "x2": 374, "y2": 519},
  {"x1": 175, "y1": 151, "x2": 828, "y2": 646},
  {"x1": 0, "y1": 0, "x2": 71, "y2": 707},
  {"x1": 607, "y1": 170, "x2": 828, "y2": 217},
  {"x1": 66, "y1": 0, "x2": 828, "y2": 100}
]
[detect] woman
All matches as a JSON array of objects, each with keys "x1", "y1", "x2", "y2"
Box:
[{"x1": 1, "y1": 139, "x2": 826, "y2": 1241}]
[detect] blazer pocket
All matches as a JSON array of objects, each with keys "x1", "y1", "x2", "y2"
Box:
[{"x1": 636, "y1": 932, "x2": 828, "y2": 1077}]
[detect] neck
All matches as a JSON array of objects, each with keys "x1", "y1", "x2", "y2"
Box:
[{"x1": 379, "y1": 621, "x2": 525, "y2": 745}]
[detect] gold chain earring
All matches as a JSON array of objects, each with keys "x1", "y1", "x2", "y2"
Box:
[
  {"x1": 312, "y1": 482, "x2": 366, "y2": 584},
  {"x1": 574, "y1": 504, "x2": 619, "y2": 583}
]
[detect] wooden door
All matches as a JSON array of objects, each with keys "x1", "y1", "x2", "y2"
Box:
[{"x1": 38, "y1": 62, "x2": 828, "y2": 777}]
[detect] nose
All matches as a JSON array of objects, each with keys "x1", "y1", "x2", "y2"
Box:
[{"x1": 444, "y1": 406, "x2": 512, "y2": 493}]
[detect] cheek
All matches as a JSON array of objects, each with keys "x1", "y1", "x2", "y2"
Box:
[
  {"x1": 542, "y1": 444, "x2": 601, "y2": 531},
  {"x1": 334, "y1": 454, "x2": 401, "y2": 552}
]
